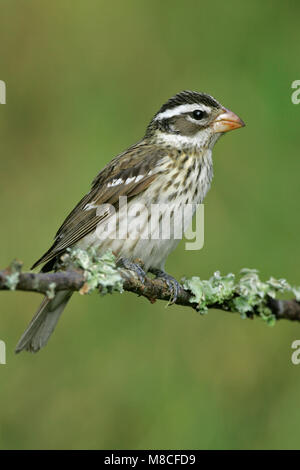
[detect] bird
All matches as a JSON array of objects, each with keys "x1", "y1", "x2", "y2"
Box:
[{"x1": 15, "y1": 90, "x2": 245, "y2": 353}]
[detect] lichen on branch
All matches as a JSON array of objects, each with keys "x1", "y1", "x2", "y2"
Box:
[
  {"x1": 0, "y1": 247, "x2": 300, "y2": 324},
  {"x1": 59, "y1": 247, "x2": 123, "y2": 295},
  {"x1": 184, "y1": 269, "x2": 300, "y2": 325}
]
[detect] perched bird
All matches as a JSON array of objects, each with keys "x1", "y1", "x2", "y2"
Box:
[{"x1": 15, "y1": 90, "x2": 245, "y2": 353}]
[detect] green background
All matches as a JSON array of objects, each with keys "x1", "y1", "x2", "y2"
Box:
[{"x1": 1, "y1": 0, "x2": 300, "y2": 450}]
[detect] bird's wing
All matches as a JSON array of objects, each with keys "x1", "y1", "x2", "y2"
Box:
[{"x1": 31, "y1": 145, "x2": 168, "y2": 269}]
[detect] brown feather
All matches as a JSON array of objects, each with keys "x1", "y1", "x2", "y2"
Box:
[{"x1": 31, "y1": 145, "x2": 167, "y2": 269}]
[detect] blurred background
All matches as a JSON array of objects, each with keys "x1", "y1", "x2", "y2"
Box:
[{"x1": 0, "y1": 0, "x2": 300, "y2": 450}]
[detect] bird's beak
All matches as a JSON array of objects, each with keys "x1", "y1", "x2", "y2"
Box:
[{"x1": 212, "y1": 108, "x2": 245, "y2": 133}]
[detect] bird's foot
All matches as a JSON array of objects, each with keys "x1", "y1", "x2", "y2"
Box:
[
  {"x1": 117, "y1": 257, "x2": 146, "y2": 284},
  {"x1": 149, "y1": 268, "x2": 181, "y2": 304}
]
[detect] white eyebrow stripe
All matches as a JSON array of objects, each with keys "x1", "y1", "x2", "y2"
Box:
[{"x1": 155, "y1": 103, "x2": 211, "y2": 121}]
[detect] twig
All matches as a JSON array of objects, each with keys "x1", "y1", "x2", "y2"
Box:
[{"x1": 1, "y1": 259, "x2": 300, "y2": 323}]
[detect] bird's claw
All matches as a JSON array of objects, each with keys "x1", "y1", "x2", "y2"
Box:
[
  {"x1": 117, "y1": 257, "x2": 146, "y2": 284},
  {"x1": 149, "y1": 268, "x2": 181, "y2": 304}
]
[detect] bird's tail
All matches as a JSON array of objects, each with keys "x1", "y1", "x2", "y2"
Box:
[{"x1": 15, "y1": 290, "x2": 72, "y2": 353}]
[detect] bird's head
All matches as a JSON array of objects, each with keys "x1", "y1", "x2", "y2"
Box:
[{"x1": 146, "y1": 90, "x2": 245, "y2": 152}]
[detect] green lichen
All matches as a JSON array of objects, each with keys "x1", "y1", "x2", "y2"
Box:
[
  {"x1": 183, "y1": 268, "x2": 300, "y2": 325},
  {"x1": 5, "y1": 272, "x2": 20, "y2": 291},
  {"x1": 61, "y1": 247, "x2": 123, "y2": 295},
  {"x1": 183, "y1": 271, "x2": 235, "y2": 314},
  {"x1": 4, "y1": 259, "x2": 22, "y2": 291},
  {"x1": 291, "y1": 286, "x2": 300, "y2": 302},
  {"x1": 52, "y1": 247, "x2": 299, "y2": 324},
  {"x1": 46, "y1": 282, "x2": 56, "y2": 299}
]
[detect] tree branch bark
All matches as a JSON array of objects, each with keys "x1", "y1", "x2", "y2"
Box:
[{"x1": 1, "y1": 264, "x2": 300, "y2": 323}]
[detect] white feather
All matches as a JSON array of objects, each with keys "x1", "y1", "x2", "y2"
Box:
[
  {"x1": 107, "y1": 178, "x2": 124, "y2": 187},
  {"x1": 83, "y1": 201, "x2": 97, "y2": 211}
]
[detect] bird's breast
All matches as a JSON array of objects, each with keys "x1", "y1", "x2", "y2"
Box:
[{"x1": 149, "y1": 149, "x2": 213, "y2": 207}]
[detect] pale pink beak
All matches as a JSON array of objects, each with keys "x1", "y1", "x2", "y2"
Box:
[{"x1": 212, "y1": 108, "x2": 245, "y2": 133}]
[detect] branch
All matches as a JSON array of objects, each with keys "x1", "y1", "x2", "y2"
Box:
[{"x1": 1, "y1": 249, "x2": 300, "y2": 324}]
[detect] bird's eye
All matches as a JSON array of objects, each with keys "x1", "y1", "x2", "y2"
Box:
[{"x1": 192, "y1": 110, "x2": 206, "y2": 120}]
